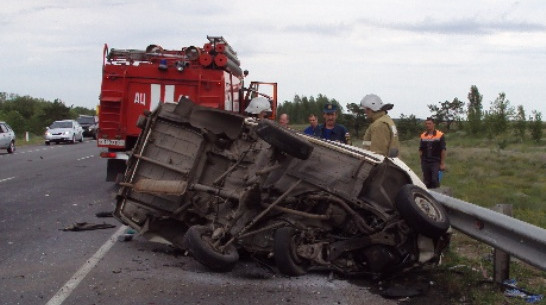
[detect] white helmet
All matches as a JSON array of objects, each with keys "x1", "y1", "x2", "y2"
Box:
[
  {"x1": 360, "y1": 94, "x2": 384, "y2": 112},
  {"x1": 245, "y1": 96, "x2": 271, "y2": 114}
]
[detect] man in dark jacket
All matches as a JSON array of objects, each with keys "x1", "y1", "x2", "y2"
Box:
[
  {"x1": 312, "y1": 103, "x2": 349, "y2": 144},
  {"x1": 419, "y1": 117, "x2": 446, "y2": 188}
]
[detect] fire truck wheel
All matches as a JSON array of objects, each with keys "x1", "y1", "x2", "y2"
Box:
[
  {"x1": 183, "y1": 225, "x2": 239, "y2": 272},
  {"x1": 395, "y1": 184, "x2": 450, "y2": 238},
  {"x1": 255, "y1": 120, "x2": 313, "y2": 160},
  {"x1": 274, "y1": 227, "x2": 310, "y2": 276},
  {"x1": 136, "y1": 115, "x2": 148, "y2": 129}
]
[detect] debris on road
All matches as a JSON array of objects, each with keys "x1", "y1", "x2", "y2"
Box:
[
  {"x1": 61, "y1": 222, "x2": 116, "y2": 231},
  {"x1": 503, "y1": 279, "x2": 544, "y2": 303},
  {"x1": 95, "y1": 211, "x2": 114, "y2": 218}
]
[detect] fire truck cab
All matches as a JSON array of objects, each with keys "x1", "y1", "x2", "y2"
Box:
[{"x1": 98, "y1": 36, "x2": 277, "y2": 181}]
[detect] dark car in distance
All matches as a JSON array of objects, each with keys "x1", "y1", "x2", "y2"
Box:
[{"x1": 77, "y1": 115, "x2": 98, "y2": 139}]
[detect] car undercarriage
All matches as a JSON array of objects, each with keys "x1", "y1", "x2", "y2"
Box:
[{"x1": 114, "y1": 99, "x2": 450, "y2": 277}]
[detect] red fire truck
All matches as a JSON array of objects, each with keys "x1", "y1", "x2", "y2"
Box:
[{"x1": 98, "y1": 36, "x2": 277, "y2": 181}]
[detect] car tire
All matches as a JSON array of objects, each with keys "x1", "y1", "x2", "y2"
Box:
[
  {"x1": 183, "y1": 225, "x2": 239, "y2": 272},
  {"x1": 79, "y1": 134, "x2": 83, "y2": 142},
  {"x1": 7, "y1": 141, "x2": 15, "y2": 153},
  {"x1": 395, "y1": 184, "x2": 450, "y2": 238},
  {"x1": 45, "y1": 141, "x2": 50, "y2": 146},
  {"x1": 255, "y1": 120, "x2": 313, "y2": 160},
  {"x1": 274, "y1": 227, "x2": 310, "y2": 276},
  {"x1": 71, "y1": 135, "x2": 76, "y2": 144}
]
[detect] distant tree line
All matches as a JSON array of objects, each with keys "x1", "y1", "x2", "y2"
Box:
[
  {"x1": 278, "y1": 85, "x2": 543, "y2": 144},
  {"x1": 429, "y1": 85, "x2": 543, "y2": 144},
  {"x1": 0, "y1": 92, "x2": 95, "y2": 136},
  {"x1": 2, "y1": 86, "x2": 542, "y2": 145}
]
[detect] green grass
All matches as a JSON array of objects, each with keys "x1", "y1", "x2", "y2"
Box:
[{"x1": 14, "y1": 133, "x2": 46, "y2": 146}]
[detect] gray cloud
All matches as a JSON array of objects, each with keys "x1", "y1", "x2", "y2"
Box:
[
  {"x1": 361, "y1": 17, "x2": 546, "y2": 35},
  {"x1": 282, "y1": 22, "x2": 352, "y2": 36}
]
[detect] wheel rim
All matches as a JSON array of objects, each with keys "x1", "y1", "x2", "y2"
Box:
[{"x1": 414, "y1": 195, "x2": 443, "y2": 222}]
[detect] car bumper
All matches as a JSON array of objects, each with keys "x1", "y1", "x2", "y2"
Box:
[{"x1": 45, "y1": 135, "x2": 73, "y2": 142}]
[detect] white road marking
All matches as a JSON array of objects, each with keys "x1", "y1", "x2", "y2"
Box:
[
  {"x1": 0, "y1": 145, "x2": 63, "y2": 157},
  {"x1": 77, "y1": 155, "x2": 95, "y2": 161},
  {"x1": 45, "y1": 225, "x2": 127, "y2": 305},
  {"x1": 0, "y1": 176, "x2": 15, "y2": 183}
]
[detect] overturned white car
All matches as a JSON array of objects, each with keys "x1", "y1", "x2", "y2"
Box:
[{"x1": 114, "y1": 99, "x2": 450, "y2": 276}]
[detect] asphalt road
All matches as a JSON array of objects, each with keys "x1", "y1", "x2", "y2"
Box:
[{"x1": 0, "y1": 140, "x2": 401, "y2": 305}]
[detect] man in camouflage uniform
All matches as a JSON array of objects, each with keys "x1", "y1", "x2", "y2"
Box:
[{"x1": 360, "y1": 94, "x2": 400, "y2": 157}]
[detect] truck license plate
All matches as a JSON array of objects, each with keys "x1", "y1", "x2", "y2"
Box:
[{"x1": 98, "y1": 139, "x2": 126, "y2": 147}]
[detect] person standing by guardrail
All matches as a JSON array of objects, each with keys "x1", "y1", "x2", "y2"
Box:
[{"x1": 419, "y1": 117, "x2": 447, "y2": 188}]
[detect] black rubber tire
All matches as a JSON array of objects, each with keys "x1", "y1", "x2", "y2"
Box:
[
  {"x1": 274, "y1": 227, "x2": 310, "y2": 276},
  {"x1": 183, "y1": 225, "x2": 239, "y2": 272},
  {"x1": 7, "y1": 141, "x2": 15, "y2": 153},
  {"x1": 136, "y1": 115, "x2": 148, "y2": 129},
  {"x1": 395, "y1": 184, "x2": 450, "y2": 238},
  {"x1": 256, "y1": 120, "x2": 313, "y2": 160},
  {"x1": 45, "y1": 141, "x2": 50, "y2": 146}
]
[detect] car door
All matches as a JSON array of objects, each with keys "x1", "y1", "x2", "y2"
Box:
[{"x1": 0, "y1": 123, "x2": 8, "y2": 149}]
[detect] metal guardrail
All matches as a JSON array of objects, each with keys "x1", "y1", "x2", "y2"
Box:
[{"x1": 430, "y1": 191, "x2": 546, "y2": 271}]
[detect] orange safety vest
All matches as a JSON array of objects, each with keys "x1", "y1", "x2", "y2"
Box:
[{"x1": 419, "y1": 130, "x2": 445, "y2": 162}]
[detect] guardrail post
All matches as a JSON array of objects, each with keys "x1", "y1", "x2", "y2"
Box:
[{"x1": 493, "y1": 204, "x2": 512, "y2": 285}]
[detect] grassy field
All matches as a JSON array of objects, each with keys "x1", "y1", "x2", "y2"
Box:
[{"x1": 14, "y1": 133, "x2": 46, "y2": 146}]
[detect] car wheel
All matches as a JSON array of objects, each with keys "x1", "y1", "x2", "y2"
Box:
[
  {"x1": 79, "y1": 133, "x2": 83, "y2": 142},
  {"x1": 183, "y1": 225, "x2": 239, "y2": 272},
  {"x1": 7, "y1": 141, "x2": 15, "y2": 153},
  {"x1": 45, "y1": 141, "x2": 50, "y2": 146},
  {"x1": 71, "y1": 135, "x2": 76, "y2": 144},
  {"x1": 395, "y1": 184, "x2": 450, "y2": 238},
  {"x1": 274, "y1": 227, "x2": 310, "y2": 276},
  {"x1": 255, "y1": 119, "x2": 313, "y2": 160}
]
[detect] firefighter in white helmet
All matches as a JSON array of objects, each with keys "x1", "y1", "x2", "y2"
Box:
[
  {"x1": 360, "y1": 94, "x2": 400, "y2": 157},
  {"x1": 245, "y1": 96, "x2": 272, "y2": 119}
]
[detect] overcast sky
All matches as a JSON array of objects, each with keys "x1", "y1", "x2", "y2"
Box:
[{"x1": 2, "y1": 0, "x2": 545, "y2": 119}]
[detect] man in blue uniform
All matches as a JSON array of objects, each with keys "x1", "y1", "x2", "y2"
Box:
[
  {"x1": 312, "y1": 103, "x2": 349, "y2": 144},
  {"x1": 303, "y1": 113, "x2": 319, "y2": 135}
]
